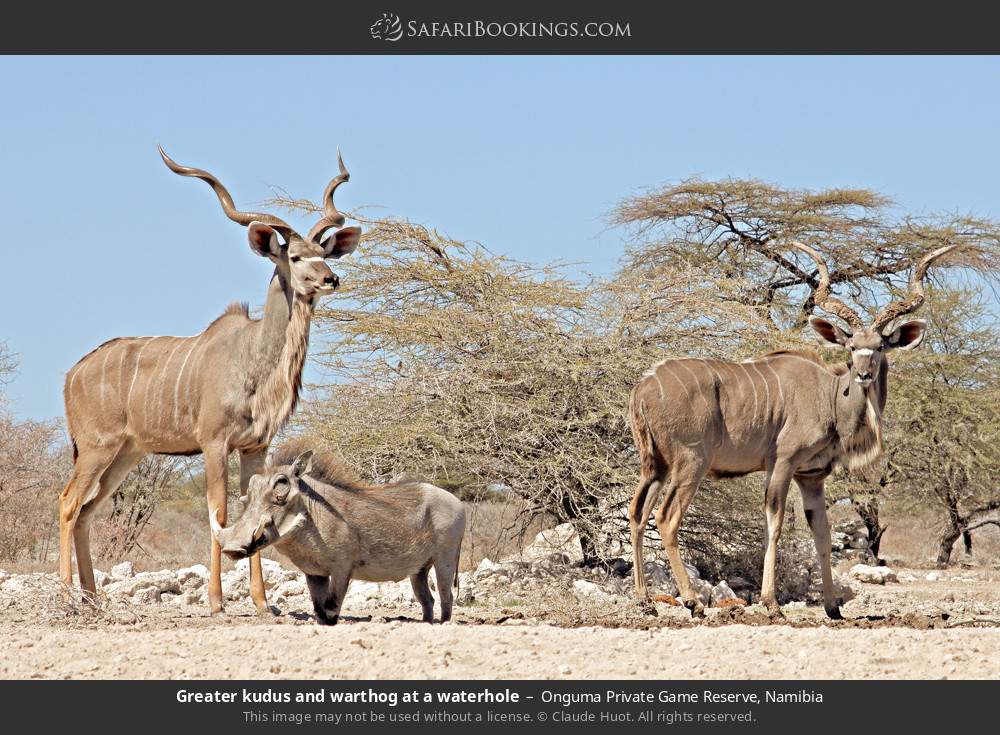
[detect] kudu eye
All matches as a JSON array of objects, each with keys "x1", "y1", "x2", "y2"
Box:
[{"x1": 290, "y1": 255, "x2": 301, "y2": 263}]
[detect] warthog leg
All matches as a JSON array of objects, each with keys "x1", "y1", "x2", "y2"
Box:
[
  {"x1": 409, "y1": 565, "x2": 435, "y2": 623},
  {"x1": 433, "y1": 550, "x2": 460, "y2": 623}
]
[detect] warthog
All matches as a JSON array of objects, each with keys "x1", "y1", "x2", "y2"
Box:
[{"x1": 212, "y1": 447, "x2": 465, "y2": 624}]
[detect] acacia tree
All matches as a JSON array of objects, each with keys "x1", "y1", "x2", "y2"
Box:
[
  {"x1": 882, "y1": 289, "x2": 1000, "y2": 566},
  {"x1": 612, "y1": 178, "x2": 1000, "y2": 550},
  {"x1": 262, "y1": 194, "x2": 774, "y2": 564}
]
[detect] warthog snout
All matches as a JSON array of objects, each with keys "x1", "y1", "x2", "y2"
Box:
[{"x1": 221, "y1": 542, "x2": 249, "y2": 560}]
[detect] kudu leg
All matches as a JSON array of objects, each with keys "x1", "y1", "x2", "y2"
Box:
[
  {"x1": 203, "y1": 443, "x2": 229, "y2": 615},
  {"x1": 74, "y1": 447, "x2": 142, "y2": 594},
  {"x1": 58, "y1": 446, "x2": 119, "y2": 596},
  {"x1": 239, "y1": 449, "x2": 271, "y2": 615},
  {"x1": 796, "y1": 476, "x2": 842, "y2": 620},
  {"x1": 760, "y1": 464, "x2": 793, "y2": 614},
  {"x1": 628, "y1": 475, "x2": 663, "y2": 600},
  {"x1": 654, "y1": 460, "x2": 707, "y2": 614}
]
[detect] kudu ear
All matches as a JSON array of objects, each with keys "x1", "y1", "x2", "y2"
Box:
[
  {"x1": 321, "y1": 226, "x2": 361, "y2": 259},
  {"x1": 290, "y1": 450, "x2": 314, "y2": 478},
  {"x1": 809, "y1": 316, "x2": 851, "y2": 348},
  {"x1": 885, "y1": 319, "x2": 927, "y2": 351},
  {"x1": 247, "y1": 222, "x2": 284, "y2": 259}
]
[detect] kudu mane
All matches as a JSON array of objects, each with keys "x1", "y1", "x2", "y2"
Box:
[{"x1": 759, "y1": 348, "x2": 849, "y2": 376}]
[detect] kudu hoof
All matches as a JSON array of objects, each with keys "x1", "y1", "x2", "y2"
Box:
[
  {"x1": 683, "y1": 598, "x2": 705, "y2": 617},
  {"x1": 825, "y1": 606, "x2": 843, "y2": 621},
  {"x1": 765, "y1": 605, "x2": 785, "y2": 621}
]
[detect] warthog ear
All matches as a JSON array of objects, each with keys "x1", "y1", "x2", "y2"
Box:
[
  {"x1": 885, "y1": 319, "x2": 927, "y2": 351},
  {"x1": 809, "y1": 316, "x2": 851, "y2": 348},
  {"x1": 290, "y1": 450, "x2": 314, "y2": 478}
]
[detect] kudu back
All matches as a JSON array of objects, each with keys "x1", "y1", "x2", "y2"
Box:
[
  {"x1": 59, "y1": 148, "x2": 361, "y2": 614},
  {"x1": 628, "y1": 241, "x2": 958, "y2": 618}
]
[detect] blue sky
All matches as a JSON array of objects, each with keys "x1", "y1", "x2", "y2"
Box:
[{"x1": 1, "y1": 56, "x2": 998, "y2": 420}]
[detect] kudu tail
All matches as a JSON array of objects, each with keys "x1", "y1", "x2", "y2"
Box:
[{"x1": 629, "y1": 387, "x2": 664, "y2": 599}]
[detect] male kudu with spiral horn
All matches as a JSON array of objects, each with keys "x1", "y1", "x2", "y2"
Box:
[
  {"x1": 59, "y1": 147, "x2": 361, "y2": 614},
  {"x1": 628, "y1": 241, "x2": 958, "y2": 618}
]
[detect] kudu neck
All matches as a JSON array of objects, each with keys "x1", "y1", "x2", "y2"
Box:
[
  {"x1": 259, "y1": 270, "x2": 295, "y2": 345},
  {"x1": 235, "y1": 268, "x2": 316, "y2": 449},
  {"x1": 831, "y1": 357, "x2": 889, "y2": 469}
]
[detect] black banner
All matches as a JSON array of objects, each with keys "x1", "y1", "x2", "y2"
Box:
[
  {"x1": 1, "y1": 680, "x2": 994, "y2": 731},
  {"x1": 2, "y1": 1, "x2": 1000, "y2": 54}
]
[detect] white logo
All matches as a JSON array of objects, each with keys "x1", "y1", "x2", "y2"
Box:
[{"x1": 370, "y1": 12, "x2": 403, "y2": 42}]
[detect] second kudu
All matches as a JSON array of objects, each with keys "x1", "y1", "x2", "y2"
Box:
[
  {"x1": 59, "y1": 147, "x2": 361, "y2": 614},
  {"x1": 629, "y1": 241, "x2": 957, "y2": 618}
]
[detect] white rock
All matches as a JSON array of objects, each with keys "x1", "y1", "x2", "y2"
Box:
[
  {"x1": 654, "y1": 601, "x2": 692, "y2": 620},
  {"x1": 1, "y1": 576, "x2": 27, "y2": 594},
  {"x1": 94, "y1": 570, "x2": 111, "y2": 588},
  {"x1": 132, "y1": 586, "x2": 161, "y2": 604},
  {"x1": 108, "y1": 570, "x2": 180, "y2": 598},
  {"x1": 475, "y1": 558, "x2": 503, "y2": 577},
  {"x1": 273, "y1": 579, "x2": 306, "y2": 600},
  {"x1": 572, "y1": 579, "x2": 610, "y2": 601},
  {"x1": 176, "y1": 565, "x2": 208, "y2": 590},
  {"x1": 521, "y1": 523, "x2": 584, "y2": 564},
  {"x1": 234, "y1": 557, "x2": 288, "y2": 588},
  {"x1": 926, "y1": 571, "x2": 942, "y2": 582},
  {"x1": 111, "y1": 561, "x2": 135, "y2": 580},
  {"x1": 849, "y1": 534, "x2": 870, "y2": 550},
  {"x1": 172, "y1": 589, "x2": 203, "y2": 606},
  {"x1": 831, "y1": 531, "x2": 851, "y2": 551},
  {"x1": 849, "y1": 564, "x2": 897, "y2": 585},
  {"x1": 709, "y1": 581, "x2": 738, "y2": 606},
  {"x1": 222, "y1": 570, "x2": 249, "y2": 601}
]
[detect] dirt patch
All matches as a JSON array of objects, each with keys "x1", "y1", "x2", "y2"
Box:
[{"x1": 1, "y1": 560, "x2": 999, "y2": 679}]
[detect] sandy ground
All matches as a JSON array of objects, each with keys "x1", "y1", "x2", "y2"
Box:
[
  {"x1": 3, "y1": 620, "x2": 999, "y2": 680},
  {"x1": 2, "y1": 564, "x2": 999, "y2": 680}
]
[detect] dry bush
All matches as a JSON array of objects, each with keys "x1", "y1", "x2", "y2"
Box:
[
  {"x1": 90, "y1": 455, "x2": 195, "y2": 562},
  {"x1": 259, "y1": 201, "x2": 782, "y2": 568},
  {"x1": 0, "y1": 413, "x2": 71, "y2": 563}
]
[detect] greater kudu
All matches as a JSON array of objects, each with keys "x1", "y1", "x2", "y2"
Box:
[
  {"x1": 59, "y1": 147, "x2": 361, "y2": 614},
  {"x1": 628, "y1": 241, "x2": 957, "y2": 618}
]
